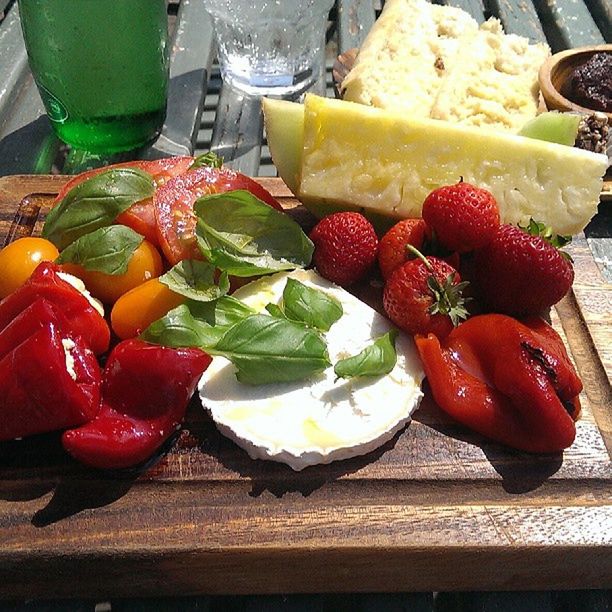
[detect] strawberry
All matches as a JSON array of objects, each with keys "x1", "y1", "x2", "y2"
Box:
[
  {"x1": 473, "y1": 221, "x2": 574, "y2": 315},
  {"x1": 422, "y1": 181, "x2": 500, "y2": 253},
  {"x1": 309, "y1": 212, "x2": 378, "y2": 286},
  {"x1": 383, "y1": 252, "x2": 469, "y2": 338},
  {"x1": 378, "y1": 219, "x2": 428, "y2": 280}
]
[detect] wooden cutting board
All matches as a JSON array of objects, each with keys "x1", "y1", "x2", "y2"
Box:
[{"x1": 0, "y1": 175, "x2": 610, "y2": 599}]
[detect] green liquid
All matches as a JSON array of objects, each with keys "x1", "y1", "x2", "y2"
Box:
[{"x1": 19, "y1": 0, "x2": 169, "y2": 153}]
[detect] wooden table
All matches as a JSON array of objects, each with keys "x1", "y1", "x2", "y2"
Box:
[{"x1": 0, "y1": 175, "x2": 610, "y2": 599}]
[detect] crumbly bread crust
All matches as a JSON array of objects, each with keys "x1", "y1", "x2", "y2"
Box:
[
  {"x1": 341, "y1": 0, "x2": 479, "y2": 117},
  {"x1": 340, "y1": 0, "x2": 550, "y2": 132}
]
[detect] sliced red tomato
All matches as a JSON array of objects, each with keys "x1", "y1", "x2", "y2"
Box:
[
  {"x1": 54, "y1": 157, "x2": 194, "y2": 247},
  {"x1": 153, "y1": 165, "x2": 284, "y2": 264}
]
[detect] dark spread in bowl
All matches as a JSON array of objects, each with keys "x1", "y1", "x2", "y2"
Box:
[{"x1": 567, "y1": 52, "x2": 612, "y2": 113}]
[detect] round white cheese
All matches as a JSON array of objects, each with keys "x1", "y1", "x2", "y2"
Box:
[{"x1": 198, "y1": 269, "x2": 424, "y2": 471}]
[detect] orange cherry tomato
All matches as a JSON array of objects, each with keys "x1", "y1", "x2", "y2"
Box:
[
  {"x1": 62, "y1": 239, "x2": 163, "y2": 304},
  {"x1": 0, "y1": 237, "x2": 60, "y2": 299},
  {"x1": 111, "y1": 278, "x2": 185, "y2": 339}
]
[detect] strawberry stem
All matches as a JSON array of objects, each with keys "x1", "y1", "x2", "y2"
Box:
[{"x1": 405, "y1": 244, "x2": 433, "y2": 272}]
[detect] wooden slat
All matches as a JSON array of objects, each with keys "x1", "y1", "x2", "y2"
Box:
[
  {"x1": 0, "y1": 175, "x2": 610, "y2": 598},
  {"x1": 210, "y1": 87, "x2": 264, "y2": 176},
  {"x1": 584, "y1": 0, "x2": 611, "y2": 42},
  {"x1": 145, "y1": 0, "x2": 215, "y2": 159},
  {"x1": 492, "y1": 0, "x2": 548, "y2": 43},
  {"x1": 337, "y1": 0, "x2": 378, "y2": 53},
  {"x1": 445, "y1": 0, "x2": 487, "y2": 22},
  {"x1": 0, "y1": 0, "x2": 12, "y2": 21},
  {"x1": 0, "y1": 2, "x2": 58, "y2": 176},
  {"x1": 532, "y1": 0, "x2": 606, "y2": 51}
]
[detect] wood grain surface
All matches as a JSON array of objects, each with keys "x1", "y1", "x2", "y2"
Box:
[{"x1": 0, "y1": 175, "x2": 610, "y2": 599}]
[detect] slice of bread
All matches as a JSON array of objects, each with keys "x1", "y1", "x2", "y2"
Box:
[
  {"x1": 340, "y1": 0, "x2": 479, "y2": 118},
  {"x1": 340, "y1": 0, "x2": 550, "y2": 132},
  {"x1": 430, "y1": 19, "x2": 550, "y2": 131}
]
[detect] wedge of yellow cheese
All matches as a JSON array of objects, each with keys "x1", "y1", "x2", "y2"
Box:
[{"x1": 263, "y1": 95, "x2": 607, "y2": 236}]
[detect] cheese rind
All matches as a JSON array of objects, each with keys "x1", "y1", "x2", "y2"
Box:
[
  {"x1": 198, "y1": 270, "x2": 424, "y2": 471},
  {"x1": 299, "y1": 95, "x2": 607, "y2": 236}
]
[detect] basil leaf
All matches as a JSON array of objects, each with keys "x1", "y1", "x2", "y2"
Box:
[
  {"x1": 159, "y1": 260, "x2": 230, "y2": 302},
  {"x1": 195, "y1": 247, "x2": 289, "y2": 278},
  {"x1": 141, "y1": 296, "x2": 254, "y2": 349},
  {"x1": 55, "y1": 225, "x2": 144, "y2": 274},
  {"x1": 281, "y1": 278, "x2": 343, "y2": 332},
  {"x1": 195, "y1": 190, "x2": 313, "y2": 277},
  {"x1": 211, "y1": 314, "x2": 330, "y2": 385},
  {"x1": 43, "y1": 168, "x2": 155, "y2": 250},
  {"x1": 334, "y1": 330, "x2": 398, "y2": 380},
  {"x1": 189, "y1": 151, "x2": 223, "y2": 169},
  {"x1": 265, "y1": 303, "x2": 289, "y2": 320}
]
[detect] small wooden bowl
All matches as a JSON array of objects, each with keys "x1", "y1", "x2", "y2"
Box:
[{"x1": 538, "y1": 44, "x2": 612, "y2": 120}]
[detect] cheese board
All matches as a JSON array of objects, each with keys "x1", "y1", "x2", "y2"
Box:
[{"x1": 0, "y1": 174, "x2": 610, "y2": 598}]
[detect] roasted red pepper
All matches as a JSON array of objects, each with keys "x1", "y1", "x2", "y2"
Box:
[
  {"x1": 0, "y1": 298, "x2": 71, "y2": 361},
  {"x1": 0, "y1": 261, "x2": 110, "y2": 355},
  {"x1": 0, "y1": 321, "x2": 101, "y2": 441},
  {"x1": 415, "y1": 314, "x2": 582, "y2": 453},
  {"x1": 62, "y1": 339, "x2": 211, "y2": 469}
]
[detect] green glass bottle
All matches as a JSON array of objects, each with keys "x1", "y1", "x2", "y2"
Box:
[{"x1": 19, "y1": 0, "x2": 169, "y2": 153}]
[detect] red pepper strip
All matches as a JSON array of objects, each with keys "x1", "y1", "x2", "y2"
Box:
[
  {"x1": 415, "y1": 314, "x2": 582, "y2": 453},
  {"x1": 62, "y1": 339, "x2": 211, "y2": 469},
  {"x1": 0, "y1": 298, "x2": 72, "y2": 361},
  {"x1": 0, "y1": 262, "x2": 110, "y2": 355},
  {"x1": 0, "y1": 322, "x2": 101, "y2": 441}
]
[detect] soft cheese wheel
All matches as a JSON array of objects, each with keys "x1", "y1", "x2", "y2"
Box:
[{"x1": 198, "y1": 270, "x2": 424, "y2": 471}]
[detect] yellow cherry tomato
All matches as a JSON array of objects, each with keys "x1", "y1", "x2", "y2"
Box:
[
  {"x1": 0, "y1": 237, "x2": 60, "y2": 299},
  {"x1": 62, "y1": 239, "x2": 163, "y2": 304},
  {"x1": 111, "y1": 277, "x2": 185, "y2": 339}
]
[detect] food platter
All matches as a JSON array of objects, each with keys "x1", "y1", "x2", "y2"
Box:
[{"x1": 0, "y1": 174, "x2": 610, "y2": 598}]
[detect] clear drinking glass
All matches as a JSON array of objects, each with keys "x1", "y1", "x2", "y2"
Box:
[{"x1": 203, "y1": 0, "x2": 334, "y2": 96}]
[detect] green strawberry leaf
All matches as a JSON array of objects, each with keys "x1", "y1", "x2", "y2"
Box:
[
  {"x1": 520, "y1": 218, "x2": 573, "y2": 261},
  {"x1": 427, "y1": 274, "x2": 470, "y2": 327},
  {"x1": 334, "y1": 330, "x2": 398, "y2": 379},
  {"x1": 189, "y1": 151, "x2": 224, "y2": 170}
]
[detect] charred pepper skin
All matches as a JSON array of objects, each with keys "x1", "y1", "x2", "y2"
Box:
[
  {"x1": 0, "y1": 261, "x2": 110, "y2": 355},
  {"x1": 62, "y1": 339, "x2": 211, "y2": 469},
  {"x1": 415, "y1": 314, "x2": 582, "y2": 453},
  {"x1": 0, "y1": 322, "x2": 101, "y2": 441}
]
